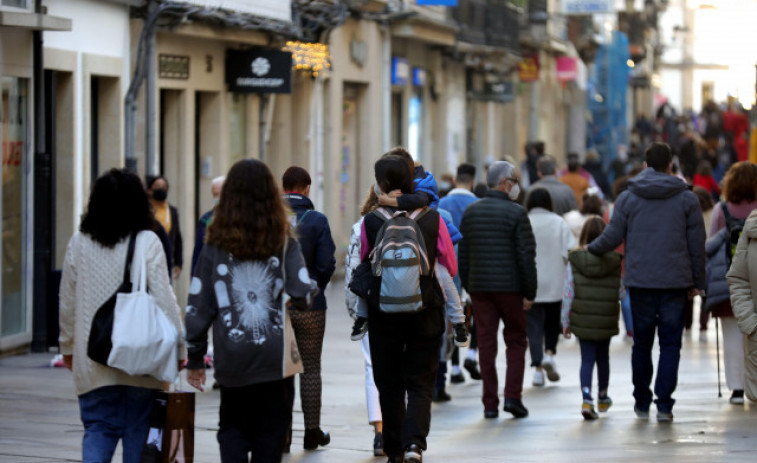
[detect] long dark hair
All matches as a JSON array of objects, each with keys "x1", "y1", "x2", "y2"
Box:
[
  {"x1": 207, "y1": 159, "x2": 290, "y2": 260},
  {"x1": 579, "y1": 217, "x2": 606, "y2": 246},
  {"x1": 79, "y1": 169, "x2": 154, "y2": 247}
]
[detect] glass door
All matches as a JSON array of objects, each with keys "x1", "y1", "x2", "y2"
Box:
[{"x1": 1, "y1": 77, "x2": 29, "y2": 338}]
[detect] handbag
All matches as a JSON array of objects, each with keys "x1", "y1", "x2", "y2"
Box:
[
  {"x1": 87, "y1": 232, "x2": 137, "y2": 366},
  {"x1": 141, "y1": 390, "x2": 195, "y2": 463},
  {"x1": 280, "y1": 238, "x2": 304, "y2": 378},
  {"x1": 107, "y1": 232, "x2": 179, "y2": 382},
  {"x1": 347, "y1": 260, "x2": 373, "y2": 300}
]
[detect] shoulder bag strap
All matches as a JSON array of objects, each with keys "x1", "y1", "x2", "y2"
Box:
[{"x1": 122, "y1": 232, "x2": 138, "y2": 287}]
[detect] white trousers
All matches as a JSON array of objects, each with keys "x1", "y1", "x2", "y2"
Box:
[
  {"x1": 362, "y1": 333, "x2": 382, "y2": 424},
  {"x1": 720, "y1": 316, "x2": 745, "y2": 391}
]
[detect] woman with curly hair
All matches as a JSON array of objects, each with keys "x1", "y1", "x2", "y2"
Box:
[
  {"x1": 706, "y1": 161, "x2": 757, "y2": 405},
  {"x1": 185, "y1": 159, "x2": 318, "y2": 462}
]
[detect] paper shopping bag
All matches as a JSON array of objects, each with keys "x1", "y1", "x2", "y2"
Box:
[{"x1": 141, "y1": 391, "x2": 195, "y2": 463}]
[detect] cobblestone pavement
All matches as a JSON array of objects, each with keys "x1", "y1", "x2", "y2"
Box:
[{"x1": 1, "y1": 286, "x2": 756, "y2": 462}]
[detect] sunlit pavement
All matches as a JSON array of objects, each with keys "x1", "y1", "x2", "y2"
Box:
[{"x1": 1, "y1": 287, "x2": 756, "y2": 463}]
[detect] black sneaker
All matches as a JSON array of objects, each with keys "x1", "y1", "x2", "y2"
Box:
[
  {"x1": 464, "y1": 358, "x2": 482, "y2": 380},
  {"x1": 432, "y1": 388, "x2": 452, "y2": 402},
  {"x1": 373, "y1": 432, "x2": 385, "y2": 456},
  {"x1": 453, "y1": 323, "x2": 469, "y2": 347},
  {"x1": 730, "y1": 389, "x2": 745, "y2": 405},
  {"x1": 350, "y1": 317, "x2": 368, "y2": 341},
  {"x1": 484, "y1": 409, "x2": 499, "y2": 419},
  {"x1": 450, "y1": 372, "x2": 465, "y2": 384},
  {"x1": 503, "y1": 398, "x2": 529, "y2": 418},
  {"x1": 303, "y1": 427, "x2": 330, "y2": 450},
  {"x1": 404, "y1": 444, "x2": 422, "y2": 463}
]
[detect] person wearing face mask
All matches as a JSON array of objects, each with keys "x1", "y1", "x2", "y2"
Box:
[
  {"x1": 147, "y1": 175, "x2": 183, "y2": 280},
  {"x1": 191, "y1": 176, "x2": 225, "y2": 275},
  {"x1": 458, "y1": 161, "x2": 537, "y2": 419}
]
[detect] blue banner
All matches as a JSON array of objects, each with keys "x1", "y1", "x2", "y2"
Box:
[{"x1": 416, "y1": 0, "x2": 458, "y2": 5}]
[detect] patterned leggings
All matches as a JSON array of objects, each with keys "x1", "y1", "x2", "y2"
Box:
[{"x1": 289, "y1": 309, "x2": 327, "y2": 430}]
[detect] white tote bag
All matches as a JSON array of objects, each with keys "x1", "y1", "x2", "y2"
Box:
[{"x1": 108, "y1": 232, "x2": 179, "y2": 382}]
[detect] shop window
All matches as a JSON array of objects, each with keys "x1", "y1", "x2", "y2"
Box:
[
  {"x1": 1, "y1": 77, "x2": 28, "y2": 338},
  {"x1": 1, "y1": 0, "x2": 28, "y2": 8}
]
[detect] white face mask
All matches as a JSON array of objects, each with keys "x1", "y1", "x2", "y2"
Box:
[
  {"x1": 373, "y1": 183, "x2": 383, "y2": 197},
  {"x1": 508, "y1": 183, "x2": 520, "y2": 200}
]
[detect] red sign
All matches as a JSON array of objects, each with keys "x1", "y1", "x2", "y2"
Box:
[
  {"x1": 556, "y1": 56, "x2": 577, "y2": 82},
  {"x1": 518, "y1": 55, "x2": 540, "y2": 82}
]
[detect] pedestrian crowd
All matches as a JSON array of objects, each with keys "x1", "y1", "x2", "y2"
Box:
[{"x1": 57, "y1": 105, "x2": 757, "y2": 463}]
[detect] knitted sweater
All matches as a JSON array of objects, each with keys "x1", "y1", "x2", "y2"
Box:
[{"x1": 59, "y1": 231, "x2": 185, "y2": 396}]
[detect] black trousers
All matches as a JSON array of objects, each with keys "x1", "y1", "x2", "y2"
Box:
[
  {"x1": 370, "y1": 328, "x2": 440, "y2": 459},
  {"x1": 217, "y1": 377, "x2": 294, "y2": 463}
]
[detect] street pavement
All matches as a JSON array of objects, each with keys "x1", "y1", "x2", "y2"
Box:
[{"x1": 1, "y1": 284, "x2": 756, "y2": 463}]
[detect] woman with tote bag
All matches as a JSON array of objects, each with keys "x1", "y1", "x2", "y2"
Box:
[{"x1": 58, "y1": 168, "x2": 185, "y2": 463}]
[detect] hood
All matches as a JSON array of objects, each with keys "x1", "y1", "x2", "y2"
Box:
[
  {"x1": 569, "y1": 249, "x2": 622, "y2": 278},
  {"x1": 282, "y1": 193, "x2": 314, "y2": 211},
  {"x1": 627, "y1": 168, "x2": 689, "y2": 200},
  {"x1": 745, "y1": 209, "x2": 757, "y2": 239}
]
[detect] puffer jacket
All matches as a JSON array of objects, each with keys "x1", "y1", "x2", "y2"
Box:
[
  {"x1": 568, "y1": 249, "x2": 622, "y2": 341},
  {"x1": 344, "y1": 218, "x2": 363, "y2": 319},
  {"x1": 588, "y1": 167, "x2": 706, "y2": 290},
  {"x1": 459, "y1": 190, "x2": 537, "y2": 300},
  {"x1": 704, "y1": 228, "x2": 730, "y2": 311},
  {"x1": 726, "y1": 209, "x2": 757, "y2": 402}
]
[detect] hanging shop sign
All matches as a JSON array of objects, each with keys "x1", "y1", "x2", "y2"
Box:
[
  {"x1": 413, "y1": 68, "x2": 427, "y2": 87},
  {"x1": 561, "y1": 0, "x2": 614, "y2": 14},
  {"x1": 556, "y1": 56, "x2": 577, "y2": 82},
  {"x1": 392, "y1": 57, "x2": 409, "y2": 86},
  {"x1": 518, "y1": 55, "x2": 540, "y2": 82},
  {"x1": 482, "y1": 82, "x2": 515, "y2": 103},
  {"x1": 226, "y1": 49, "x2": 292, "y2": 94}
]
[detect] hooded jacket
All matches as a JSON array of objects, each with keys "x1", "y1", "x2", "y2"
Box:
[
  {"x1": 588, "y1": 167, "x2": 706, "y2": 290},
  {"x1": 283, "y1": 193, "x2": 336, "y2": 311},
  {"x1": 568, "y1": 249, "x2": 622, "y2": 341},
  {"x1": 704, "y1": 228, "x2": 731, "y2": 311},
  {"x1": 726, "y1": 210, "x2": 757, "y2": 401}
]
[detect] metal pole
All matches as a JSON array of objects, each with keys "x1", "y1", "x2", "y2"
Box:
[{"x1": 145, "y1": 0, "x2": 158, "y2": 177}]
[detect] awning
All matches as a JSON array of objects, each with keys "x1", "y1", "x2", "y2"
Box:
[{"x1": 0, "y1": 11, "x2": 71, "y2": 31}]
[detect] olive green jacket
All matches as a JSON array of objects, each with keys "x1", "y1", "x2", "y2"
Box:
[{"x1": 568, "y1": 249, "x2": 622, "y2": 341}]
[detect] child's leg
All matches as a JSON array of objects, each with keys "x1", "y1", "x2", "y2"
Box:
[
  {"x1": 578, "y1": 339, "x2": 597, "y2": 400},
  {"x1": 596, "y1": 338, "x2": 612, "y2": 397},
  {"x1": 435, "y1": 264, "x2": 465, "y2": 325},
  {"x1": 355, "y1": 297, "x2": 368, "y2": 319}
]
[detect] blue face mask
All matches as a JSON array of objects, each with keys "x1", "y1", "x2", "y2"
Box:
[{"x1": 439, "y1": 181, "x2": 452, "y2": 191}]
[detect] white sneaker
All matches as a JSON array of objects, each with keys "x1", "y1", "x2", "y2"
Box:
[
  {"x1": 532, "y1": 370, "x2": 545, "y2": 387},
  {"x1": 541, "y1": 355, "x2": 560, "y2": 382}
]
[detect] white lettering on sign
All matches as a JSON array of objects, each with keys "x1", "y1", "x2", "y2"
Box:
[
  {"x1": 562, "y1": 0, "x2": 613, "y2": 14},
  {"x1": 236, "y1": 77, "x2": 285, "y2": 87}
]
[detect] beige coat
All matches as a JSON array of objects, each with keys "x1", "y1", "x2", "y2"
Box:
[{"x1": 726, "y1": 209, "x2": 757, "y2": 401}]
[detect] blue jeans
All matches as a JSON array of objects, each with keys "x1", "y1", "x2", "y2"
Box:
[
  {"x1": 579, "y1": 339, "x2": 611, "y2": 400},
  {"x1": 620, "y1": 291, "x2": 633, "y2": 335},
  {"x1": 78, "y1": 385, "x2": 155, "y2": 463},
  {"x1": 629, "y1": 288, "x2": 687, "y2": 413}
]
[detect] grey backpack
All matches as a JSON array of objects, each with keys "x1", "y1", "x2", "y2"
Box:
[{"x1": 370, "y1": 207, "x2": 431, "y2": 313}]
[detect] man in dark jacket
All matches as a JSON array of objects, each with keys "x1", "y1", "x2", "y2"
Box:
[
  {"x1": 282, "y1": 166, "x2": 336, "y2": 450},
  {"x1": 587, "y1": 142, "x2": 706, "y2": 422},
  {"x1": 459, "y1": 161, "x2": 537, "y2": 419},
  {"x1": 525, "y1": 155, "x2": 578, "y2": 215}
]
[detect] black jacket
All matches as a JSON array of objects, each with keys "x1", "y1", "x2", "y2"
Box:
[
  {"x1": 168, "y1": 205, "x2": 183, "y2": 270},
  {"x1": 362, "y1": 207, "x2": 445, "y2": 341},
  {"x1": 459, "y1": 190, "x2": 537, "y2": 299},
  {"x1": 283, "y1": 193, "x2": 336, "y2": 311}
]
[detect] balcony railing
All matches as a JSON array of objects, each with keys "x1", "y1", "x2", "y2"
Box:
[{"x1": 451, "y1": 0, "x2": 522, "y2": 51}]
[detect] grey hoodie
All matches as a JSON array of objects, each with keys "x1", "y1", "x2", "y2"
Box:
[{"x1": 588, "y1": 167, "x2": 706, "y2": 290}]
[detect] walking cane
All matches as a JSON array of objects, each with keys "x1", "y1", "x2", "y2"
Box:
[{"x1": 715, "y1": 316, "x2": 722, "y2": 398}]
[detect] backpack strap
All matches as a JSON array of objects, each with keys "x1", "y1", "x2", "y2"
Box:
[
  {"x1": 721, "y1": 201, "x2": 732, "y2": 223},
  {"x1": 372, "y1": 207, "x2": 393, "y2": 222},
  {"x1": 409, "y1": 207, "x2": 432, "y2": 222}
]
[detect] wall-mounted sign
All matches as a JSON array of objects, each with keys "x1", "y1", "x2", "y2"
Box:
[
  {"x1": 350, "y1": 38, "x2": 367, "y2": 67},
  {"x1": 518, "y1": 54, "x2": 540, "y2": 82},
  {"x1": 562, "y1": 0, "x2": 614, "y2": 14},
  {"x1": 159, "y1": 54, "x2": 190, "y2": 80},
  {"x1": 556, "y1": 56, "x2": 577, "y2": 82},
  {"x1": 482, "y1": 82, "x2": 515, "y2": 103},
  {"x1": 413, "y1": 68, "x2": 427, "y2": 87},
  {"x1": 283, "y1": 41, "x2": 331, "y2": 76},
  {"x1": 392, "y1": 57, "x2": 409, "y2": 86},
  {"x1": 226, "y1": 49, "x2": 292, "y2": 94}
]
